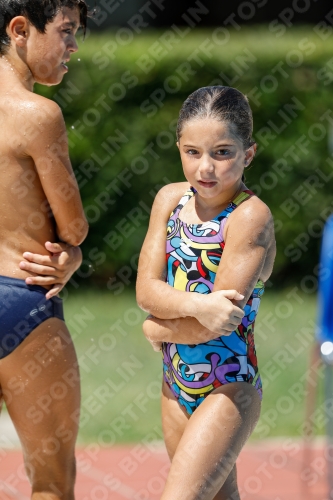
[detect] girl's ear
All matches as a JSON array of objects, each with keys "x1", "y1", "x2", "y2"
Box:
[
  {"x1": 8, "y1": 16, "x2": 30, "y2": 48},
  {"x1": 176, "y1": 141, "x2": 180, "y2": 150},
  {"x1": 244, "y1": 142, "x2": 257, "y2": 167}
]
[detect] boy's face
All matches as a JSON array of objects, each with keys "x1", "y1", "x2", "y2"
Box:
[{"x1": 26, "y1": 7, "x2": 80, "y2": 86}]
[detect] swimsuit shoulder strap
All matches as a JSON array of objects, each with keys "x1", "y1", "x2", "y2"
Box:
[
  {"x1": 169, "y1": 187, "x2": 195, "y2": 218},
  {"x1": 232, "y1": 189, "x2": 254, "y2": 207},
  {"x1": 215, "y1": 189, "x2": 255, "y2": 221}
]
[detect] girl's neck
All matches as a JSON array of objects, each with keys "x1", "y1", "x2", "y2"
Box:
[{"x1": 194, "y1": 181, "x2": 246, "y2": 214}]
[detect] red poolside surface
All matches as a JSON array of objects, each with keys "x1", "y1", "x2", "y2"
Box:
[{"x1": 0, "y1": 440, "x2": 328, "y2": 499}]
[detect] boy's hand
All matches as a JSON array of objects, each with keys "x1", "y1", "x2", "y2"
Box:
[{"x1": 19, "y1": 242, "x2": 82, "y2": 299}]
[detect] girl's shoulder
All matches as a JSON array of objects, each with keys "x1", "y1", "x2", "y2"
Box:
[
  {"x1": 235, "y1": 192, "x2": 273, "y2": 223},
  {"x1": 225, "y1": 192, "x2": 274, "y2": 240},
  {"x1": 153, "y1": 182, "x2": 190, "y2": 216}
]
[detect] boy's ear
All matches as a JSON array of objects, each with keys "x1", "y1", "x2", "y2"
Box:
[{"x1": 8, "y1": 16, "x2": 30, "y2": 48}]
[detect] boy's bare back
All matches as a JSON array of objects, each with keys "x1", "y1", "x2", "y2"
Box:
[{"x1": 0, "y1": 7, "x2": 88, "y2": 281}]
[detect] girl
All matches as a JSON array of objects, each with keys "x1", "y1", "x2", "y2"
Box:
[{"x1": 136, "y1": 86, "x2": 276, "y2": 500}]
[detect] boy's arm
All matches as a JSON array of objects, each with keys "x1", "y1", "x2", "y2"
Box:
[
  {"x1": 20, "y1": 241, "x2": 82, "y2": 299},
  {"x1": 26, "y1": 99, "x2": 88, "y2": 246}
]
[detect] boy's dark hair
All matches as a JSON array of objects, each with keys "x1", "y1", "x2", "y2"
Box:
[
  {"x1": 0, "y1": 0, "x2": 89, "y2": 55},
  {"x1": 177, "y1": 86, "x2": 255, "y2": 150}
]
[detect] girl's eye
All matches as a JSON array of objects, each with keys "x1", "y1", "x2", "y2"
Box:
[
  {"x1": 186, "y1": 149, "x2": 198, "y2": 155},
  {"x1": 216, "y1": 149, "x2": 230, "y2": 156}
]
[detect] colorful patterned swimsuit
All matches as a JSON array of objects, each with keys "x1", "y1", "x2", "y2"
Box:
[{"x1": 162, "y1": 187, "x2": 264, "y2": 416}]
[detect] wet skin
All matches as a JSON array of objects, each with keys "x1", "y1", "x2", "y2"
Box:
[
  {"x1": 0, "y1": 7, "x2": 88, "y2": 499},
  {"x1": 137, "y1": 118, "x2": 276, "y2": 499},
  {"x1": 0, "y1": 8, "x2": 86, "y2": 281}
]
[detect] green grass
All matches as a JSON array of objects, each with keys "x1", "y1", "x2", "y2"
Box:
[
  {"x1": 58, "y1": 289, "x2": 325, "y2": 444},
  {"x1": 61, "y1": 290, "x2": 163, "y2": 445},
  {"x1": 4, "y1": 290, "x2": 325, "y2": 444},
  {"x1": 251, "y1": 287, "x2": 325, "y2": 440}
]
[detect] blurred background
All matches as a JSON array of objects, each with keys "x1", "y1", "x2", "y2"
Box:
[{"x1": 32, "y1": 0, "x2": 332, "y2": 451}]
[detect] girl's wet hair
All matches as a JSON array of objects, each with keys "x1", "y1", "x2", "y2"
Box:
[
  {"x1": 0, "y1": 0, "x2": 91, "y2": 55},
  {"x1": 176, "y1": 86, "x2": 255, "y2": 150}
]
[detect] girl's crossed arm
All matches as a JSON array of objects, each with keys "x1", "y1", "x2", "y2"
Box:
[
  {"x1": 136, "y1": 184, "x2": 246, "y2": 345},
  {"x1": 142, "y1": 196, "x2": 275, "y2": 349}
]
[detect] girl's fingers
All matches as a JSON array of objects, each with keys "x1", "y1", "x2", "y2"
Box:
[
  {"x1": 219, "y1": 289, "x2": 245, "y2": 301},
  {"x1": 220, "y1": 329, "x2": 232, "y2": 336}
]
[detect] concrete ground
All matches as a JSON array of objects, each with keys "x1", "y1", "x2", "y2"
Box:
[{"x1": 0, "y1": 413, "x2": 328, "y2": 500}]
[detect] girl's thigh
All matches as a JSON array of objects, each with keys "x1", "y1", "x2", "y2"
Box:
[
  {"x1": 161, "y1": 380, "x2": 189, "y2": 459},
  {"x1": 161, "y1": 382, "x2": 261, "y2": 500}
]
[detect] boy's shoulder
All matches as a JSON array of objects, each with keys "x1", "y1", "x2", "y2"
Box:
[
  {"x1": 1, "y1": 84, "x2": 61, "y2": 122},
  {"x1": 1, "y1": 88, "x2": 68, "y2": 162},
  {"x1": 1, "y1": 90, "x2": 64, "y2": 157},
  {"x1": 18, "y1": 90, "x2": 62, "y2": 123},
  {"x1": 6, "y1": 91, "x2": 65, "y2": 151}
]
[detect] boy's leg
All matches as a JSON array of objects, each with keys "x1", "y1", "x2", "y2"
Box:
[
  {"x1": 161, "y1": 381, "x2": 243, "y2": 500},
  {"x1": 0, "y1": 318, "x2": 80, "y2": 500}
]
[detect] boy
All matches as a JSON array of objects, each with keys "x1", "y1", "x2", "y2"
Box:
[{"x1": 0, "y1": 1, "x2": 89, "y2": 498}]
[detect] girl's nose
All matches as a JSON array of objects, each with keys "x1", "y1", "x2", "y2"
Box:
[{"x1": 199, "y1": 155, "x2": 214, "y2": 174}]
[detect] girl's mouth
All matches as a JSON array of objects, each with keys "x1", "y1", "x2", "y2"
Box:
[{"x1": 197, "y1": 180, "x2": 217, "y2": 188}]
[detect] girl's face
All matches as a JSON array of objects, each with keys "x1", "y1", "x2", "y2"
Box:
[{"x1": 177, "y1": 118, "x2": 256, "y2": 204}]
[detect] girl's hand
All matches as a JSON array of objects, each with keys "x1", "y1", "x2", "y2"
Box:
[
  {"x1": 19, "y1": 241, "x2": 82, "y2": 299},
  {"x1": 193, "y1": 290, "x2": 245, "y2": 335},
  {"x1": 143, "y1": 318, "x2": 163, "y2": 352}
]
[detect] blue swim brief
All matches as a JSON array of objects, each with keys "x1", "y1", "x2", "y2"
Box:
[{"x1": 0, "y1": 275, "x2": 64, "y2": 359}]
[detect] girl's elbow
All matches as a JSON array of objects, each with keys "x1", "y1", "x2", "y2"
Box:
[
  {"x1": 136, "y1": 289, "x2": 149, "y2": 313},
  {"x1": 142, "y1": 320, "x2": 153, "y2": 339}
]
